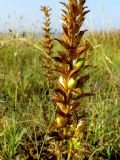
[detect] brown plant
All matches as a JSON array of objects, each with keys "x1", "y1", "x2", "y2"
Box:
[
  {"x1": 41, "y1": 6, "x2": 53, "y2": 85},
  {"x1": 47, "y1": 0, "x2": 95, "y2": 159}
]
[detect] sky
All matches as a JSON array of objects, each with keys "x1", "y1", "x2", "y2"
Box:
[{"x1": 0, "y1": 0, "x2": 120, "y2": 32}]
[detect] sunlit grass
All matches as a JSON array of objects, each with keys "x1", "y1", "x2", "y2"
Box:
[{"x1": 0, "y1": 31, "x2": 120, "y2": 159}]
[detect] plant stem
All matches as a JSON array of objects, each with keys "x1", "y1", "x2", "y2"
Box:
[
  {"x1": 57, "y1": 148, "x2": 62, "y2": 160},
  {"x1": 67, "y1": 140, "x2": 73, "y2": 160},
  {"x1": 56, "y1": 143, "x2": 62, "y2": 160}
]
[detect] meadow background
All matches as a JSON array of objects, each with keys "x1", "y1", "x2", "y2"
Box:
[{"x1": 0, "y1": 0, "x2": 120, "y2": 159}]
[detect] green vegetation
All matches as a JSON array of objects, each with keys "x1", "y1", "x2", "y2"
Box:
[
  {"x1": 0, "y1": 31, "x2": 119, "y2": 160},
  {"x1": 0, "y1": 1, "x2": 120, "y2": 159}
]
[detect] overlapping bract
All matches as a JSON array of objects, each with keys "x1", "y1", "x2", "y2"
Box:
[
  {"x1": 41, "y1": 1, "x2": 95, "y2": 158},
  {"x1": 41, "y1": 6, "x2": 53, "y2": 82},
  {"x1": 51, "y1": 0, "x2": 93, "y2": 131}
]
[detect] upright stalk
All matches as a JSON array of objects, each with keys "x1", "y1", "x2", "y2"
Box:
[
  {"x1": 41, "y1": 6, "x2": 53, "y2": 85},
  {"x1": 42, "y1": 0, "x2": 94, "y2": 159}
]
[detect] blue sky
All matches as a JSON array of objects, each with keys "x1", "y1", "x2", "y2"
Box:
[{"x1": 0, "y1": 0, "x2": 120, "y2": 32}]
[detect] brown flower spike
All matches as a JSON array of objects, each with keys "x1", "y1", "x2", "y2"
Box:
[
  {"x1": 41, "y1": 6, "x2": 53, "y2": 84},
  {"x1": 45, "y1": 0, "x2": 94, "y2": 159}
]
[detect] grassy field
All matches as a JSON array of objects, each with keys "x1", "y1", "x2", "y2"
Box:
[{"x1": 0, "y1": 31, "x2": 120, "y2": 159}]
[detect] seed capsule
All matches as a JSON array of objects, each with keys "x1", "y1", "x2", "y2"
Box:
[
  {"x1": 74, "y1": 60, "x2": 84, "y2": 69},
  {"x1": 56, "y1": 116, "x2": 67, "y2": 127},
  {"x1": 67, "y1": 78, "x2": 77, "y2": 89}
]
